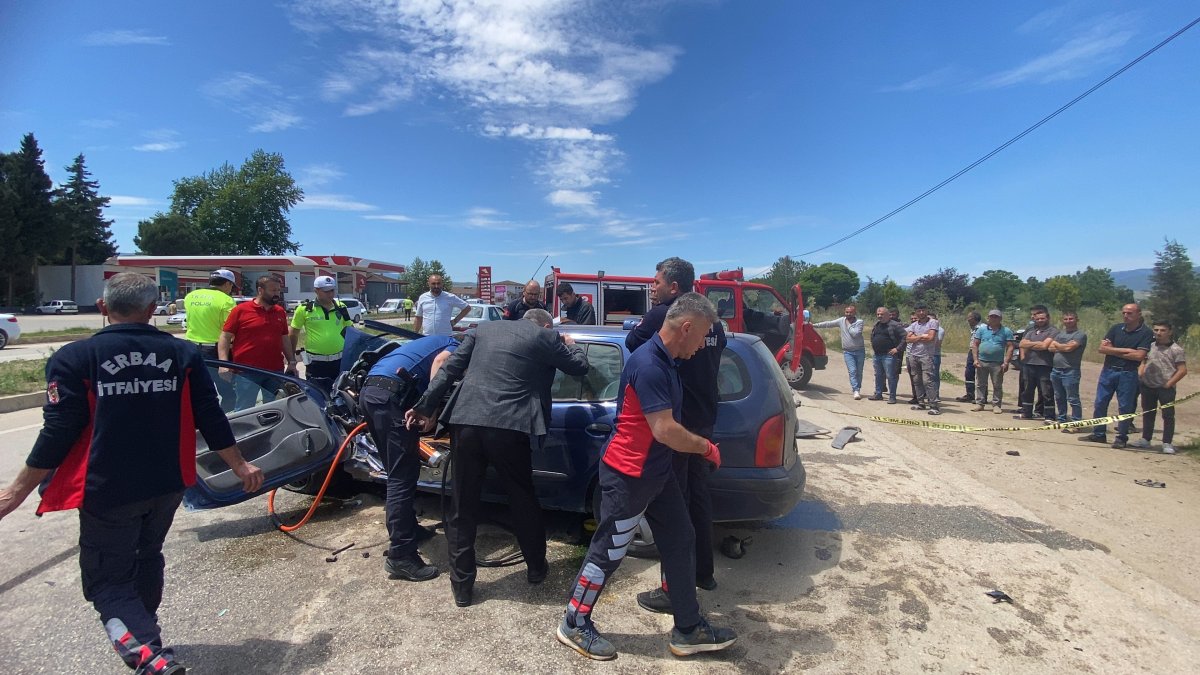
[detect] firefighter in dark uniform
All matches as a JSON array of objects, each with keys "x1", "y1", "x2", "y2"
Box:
[
  {"x1": 624, "y1": 257, "x2": 726, "y2": 611},
  {"x1": 557, "y1": 293, "x2": 736, "y2": 660},
  {"x1": 503, "y1": 280, "x2": 547, "y2": 320},
  {"x1": 0, "y1": 272, "x2": 262, "y2": 675},
  {"x1": 360, "y1": 335, "x2": 459, "y2": 582}
]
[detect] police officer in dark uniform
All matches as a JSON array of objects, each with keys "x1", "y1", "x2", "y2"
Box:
[
  {"x1": 360, "y1": 335, "x2": 459, "y2": 582},
  {"x1": 0, "y1": 272, "x2": 262, "y2": 675},
  {"x1": 624, "y1": 257, "x2": 726, "y2": 611},
  {"x1": 503, "y1": 280, "x2": 547, "y2": 320}
]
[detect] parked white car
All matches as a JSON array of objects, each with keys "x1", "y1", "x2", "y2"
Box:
[
  {"x1": 35, "y1": 300, "x2": 79, "y2": 314},
  {"x1": 453, "y1": 304, "x2": 504, "y2": 333},
  {"x1": 166, "y1": 312, "x2": 188, "y2": 327},
  {"x1": 377, "y1": 298, "x2": 403, "y2": 314},
  {"x1": 0, "y1": 313, "x2": 21, "y2": 349},
  {"x1": 338, "y1": 298, "x2": 366, "y2": 323}
]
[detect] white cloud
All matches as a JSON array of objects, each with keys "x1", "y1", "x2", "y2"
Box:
[
  {"x1": 880, "y1": 67, "x2": 957, "y2": 93},
  {"x1": 107, "y1": 195, "x2": 157, "y2": 207},
  {"x1": 363, "y1": 214, "x2": 414, "y2": 222},
  {"x1": 547, "y1": 189, "x2": 596, "y2": 208},
  {"x1": 485, "y1": 124, "x2": 613, "y2": 142},
  {"x1": 297, "y1": 193, "x2": 377, "y2": 211},
  {"x1": 132, "y1": 141, "x2": 183, "y2": 152},
  {"x1": 554, "y1": 223, "x2": 588, "y2": 233},
  {"x1": 202, "y1": 72, "x2": 303, "y2": 132},
  {"x1": 83, "y1": 30, "x2": 169, "y2": 47},
  {"x1": 975, "y1": 15, "x2": 1135, "y2": 89},
  {"x1": 298, "y1": 164, "x2": 346, "y2": 188},
  {"x1": 464, "y1": 207, "x2": 516, "y2": 229}
]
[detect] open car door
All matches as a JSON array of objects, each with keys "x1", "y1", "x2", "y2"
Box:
[{"x1": 183, "y1": 362, "x2": 345, "y2": 510}]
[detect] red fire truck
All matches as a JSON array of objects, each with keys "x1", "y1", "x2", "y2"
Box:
[{"x1": 545, "y1": 267, "x2": 827, "y2": 388}]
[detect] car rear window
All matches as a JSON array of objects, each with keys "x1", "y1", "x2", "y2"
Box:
[
  {"x1": 341, "y1": 300, "x2": 360, "y2": 307},
  {"x1": 717, "y1": 348, "x2": 751, "y2": 401}
]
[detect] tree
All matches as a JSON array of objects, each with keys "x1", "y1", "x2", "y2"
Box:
[
  {"x1": 880, "y1": 279, "x2": 910, "y2": 310},
  {"x1": 1147, "y1": 239, "x2": 1199, "y2": 337},
  {"x1": 169, "y1": 149, "x2": 302, "y2": 255},
  {"x1": 404, "y1": 257, "x2": 430, "y2": 301},
  {"x1": 0, "y1": 134, "x2": 64, "y2": 306},
  {"x1": 54, "y1": 154, "x2": 118, "y2": 298},
  {"x1": 1044, "y1": 276, "x2": 1081, "y2": 312},
  {"x1": 911, "y1": 267, "x2": 975, "y2": 306},
  {"x1": 134, "y1": 213, "x2": 210, "y2": 255},
  {"x1": 855, "y1": 277, "x2": 886, "y2": 314},
  {"x1": 971, "y1": 270, "x2": 1024, "y2": 309},
  {"x1": 798, "y1": 262, "x2": 859, "y2": 308},
  {"x1": 751, "y1": 256, "x2": 812, "y2": 301},
  {"x1": 1071, "y1": 267, "x2": 1120, "y2": 310}
]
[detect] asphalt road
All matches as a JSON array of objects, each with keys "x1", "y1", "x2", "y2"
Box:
[{"x1": 1, "y1": 374, "x2": 1198, "y2": 673}]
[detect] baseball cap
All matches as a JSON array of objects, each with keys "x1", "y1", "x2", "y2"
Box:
[
  {"x1": 987, "y1": 309, "x2": 1003, "y2": 318},
  {"x1": 210, "y1": 269, "x2": 236, "y2": 284},
  {"x1": 314, "y1": 275, "x2": 336, "y2": 291}
]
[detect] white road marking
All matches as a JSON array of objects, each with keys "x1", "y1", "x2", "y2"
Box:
[{"x1": 0, "y1": 422, "x2": 43, "y2": 436}]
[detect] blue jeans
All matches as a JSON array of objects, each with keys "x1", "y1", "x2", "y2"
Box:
[
  {"x1": 1089, "y1": 369, "x2": 1138, "y2": 441},
  {"x1": 872, "y1": 354, "x2": 898, "y2": 399},
  {"x1": 1050, "y1": 367, "x2": 1082, "y2": 422},
  {"x1": 843, "y1": 349, "x2": 866, "y2": 392}
]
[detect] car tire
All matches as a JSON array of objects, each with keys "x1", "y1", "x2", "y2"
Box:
[
  {"x1": 55, "y1": 309, "x2": 62, "y2": 314},
  {"x1": 0, "y1": 330, "x2": 7, "y2": 350},
  {"x1": 782, "y1": 351, "x2": 814, "y2": 390}
]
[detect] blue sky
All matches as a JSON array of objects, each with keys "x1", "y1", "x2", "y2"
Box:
[{"x1": 3, "y1": 1, "x2": 1197, "y2": 286}]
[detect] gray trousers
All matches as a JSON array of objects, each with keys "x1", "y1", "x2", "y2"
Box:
[
  {"x1": 975, "y1": 361, "x2": 1005, "y2": 405},
  {"x1": 906, "y1": 353, "x2": 939, "y2": 406}
]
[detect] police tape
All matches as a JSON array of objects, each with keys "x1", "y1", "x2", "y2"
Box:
[{"x1": 802, "y1": 389, "x2": 1198, "y2": 433}]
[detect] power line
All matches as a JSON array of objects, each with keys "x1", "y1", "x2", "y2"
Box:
[{"x1": 792, "y1": 14, "x2": 1200, "y2": 259}]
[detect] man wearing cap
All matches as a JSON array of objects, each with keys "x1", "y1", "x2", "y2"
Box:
[
  {"x1": 414, "y1": 274, "x2": 470, "y2": 337},
  {"x1": 218, "y1": 276, "x2": 297, "y2": 410},
  {"x1": 184, "y1": 269, "x2": 238, "y2": 410},
  {"x1": 971, "y1": 310, "x2": 1014, "y2": 413},
  {"x1": 289, "y1": 276, "x2": 353, "y2": 395}
]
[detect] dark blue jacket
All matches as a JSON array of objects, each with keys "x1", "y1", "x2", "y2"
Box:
[{"x1": 27, "y1": 323, "x2": 235, "y2": 513}]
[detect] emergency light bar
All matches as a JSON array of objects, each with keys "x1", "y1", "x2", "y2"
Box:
[{"x1": 699, "y1": 269, "x2": 744, "y2": 281}]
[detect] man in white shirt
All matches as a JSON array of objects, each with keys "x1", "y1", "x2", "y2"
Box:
[{"x1": 413, "y1": 274, "x2": 471, "y2": 336}]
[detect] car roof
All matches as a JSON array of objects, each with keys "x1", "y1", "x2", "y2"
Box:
[{"x1": 555, "y1": 324, "x2": 764, "y2": 347}]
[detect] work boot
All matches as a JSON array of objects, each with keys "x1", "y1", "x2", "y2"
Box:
[
  {"x1": 636, "y1": 587, "x2": 673, "y2": 614},
  {"x1": 385, "y1": 553, "x2": 439, "y2": 581},
  {"x1": 669, "y1": 617, "x2": 738, "y2": 657},
  {"x1": 452, "y1": 580, "x2": 473, "y2": 607},
  {"x1": 696, "y1": 576, "x2": 718, "y2": 591},
  {"x1": 527, "y1": 558, "x2": 549, "y2": 584},
  {"x1": 1079, "y1": 434, "x2": 1108, "y2": 444},
  {"x1": 1111, "y1": 439, "x2": 1127, "y2": 450},
  {"x1": 556, "y1": 617, "x2": 617, "y2": 661},
  {"x1": 955, "y1": 394, "x2": 973, "y2": 402}
]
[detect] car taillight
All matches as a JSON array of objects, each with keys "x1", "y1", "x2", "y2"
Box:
[
  {"x1": 755, "y1": 413, "x2": 785, "y2": 467},
  {"x1": 4, "y1": 316, "x2": 15, "y2": 322}
]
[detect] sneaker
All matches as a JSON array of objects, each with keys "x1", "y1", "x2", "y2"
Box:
[
  {"x1": 385, "y1": 553, "x2": 439, "y2": 581},
  {"x1": 1162, "y1": 444, "x2": 1177, "y2": 455},
  {"x1": 867, "y1": 395, "x2": 884, "y2": 401},
  {"x1": 992, "y1": 405, "x2": 1003, "y2": 414},
  {"x1": 1111, "y1": 440, "x2": 1127, "y2": 450},
  {"x1": 637, "y1": 587, "x2": 672, "y2": 614},
  {"x1": 908, "y1": 398, "x2": 918, "y2": 405},
  {"x1": 887, "y1": 398, "x2": 898, "y2": 404},
  {"x1": 1079, "y1": 435, "x2": 1108, "y2": 444},
  {"x1": 669, "y1": 618, "x2": 738, "y2": 657},
  {"x1": 971, "y1": 404, "x2": 985, "y2": 412},
  {"x1": 1128, "y1": 438, "x2": 1151, "y2": 449},
  {"x1": 1061, "y1": 427, "x2": 1078, "y2": 434},
  {"x1": 135, "y1": 655, "x2": 186, "y2": 675},
  {"x1": 911, "y1": 404, "x2": 927, "y2": 411},
  {"x1": 557, "y1": 618, "x2": 617, "y2": 661},
  {"x1": 927, "y1": 408, "x2": 942, "y2": 416},
  {"x1": 853, "y1": 391, "x2": 861, "y2": 400},
  {"x1": 696, "y1": 576, "x2": 718, "y2": 591}
]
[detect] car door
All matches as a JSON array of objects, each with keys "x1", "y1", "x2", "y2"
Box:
[{"x1": 183, "y1": 362, "x2": 344, "y2": 510}]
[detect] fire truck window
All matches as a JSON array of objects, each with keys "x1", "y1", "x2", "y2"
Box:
[
  {"x1": 743, "y1": 289, "x2": 778, "y2": 314},
  {"x1": 706, "y1": 290, "x2": 735, "y2": 318}
]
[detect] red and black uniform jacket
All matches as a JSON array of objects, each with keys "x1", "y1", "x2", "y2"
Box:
[{"x1": 26, "y1": 323, "x2": 236, "y2": 514}]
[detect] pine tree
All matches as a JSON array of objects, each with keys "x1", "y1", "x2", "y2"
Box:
[
  {"x1": 1147, "y1": 239, "x2": 1199, "y2": 337},
  {"x1": 55, "y1": 154, "x2": 118, "y2": 298},
  {"x1": 0, "y1": 134, "x2": 62, "y2": 306}
]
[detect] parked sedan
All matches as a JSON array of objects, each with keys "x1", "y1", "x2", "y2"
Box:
[
  {"x1": 452, "y1": 303, "x2": 504, "y2": 333},
  {"x1": 0, "y1": 313, "x2": 21, "y2": 349},
  {"x1": 183, "y1": 325, "x2": 805, "y2": 528},
  {"x1": 35, "y1": 300, "x2": 78, "y2": 314}
]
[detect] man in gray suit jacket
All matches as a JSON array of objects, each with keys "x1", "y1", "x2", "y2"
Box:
[{"x1": 407, "y1": 308, "x2": 589, "y2": 607}]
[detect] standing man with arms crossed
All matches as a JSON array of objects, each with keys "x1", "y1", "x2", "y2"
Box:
[
  {"x1": 972, "y1": 310, "x2": 1014, "y2": 413},
  {"x1": 867, "y1": 306, "x2": 905, "y2": 403},
  {"x1": 183, "y1": 268, "x2": 237, "y2": 410},
  {"x1": 625, "y1": 257, "x2": 726, "y2": 612},
  {"x1": 813, "y1": 305, "x2": 866, "y2": 399},
  {"x1": 1018, "y1": 305, "x2": 1058, "y2": 421},
  {"x1": 557, "y1": 293, "x2": 736, "y2": 660},
  {"x1": 504, "y1": 280, "x2": 548, "y2": 320},
  {"x1": 906, "y1": 305, "x2": 942, "y2": 415},
  {"x1": 361, "y1": 335, "x2": 459, "y2": 582},
  {"x1": 0, "y1": 273, "x2": 262, "y2": 675},
  {"x1": 1080, "y1": 303, "x2": 1154, "y2": 449},
  {"x1": 288, "y1": 275, "x2": 353, "y2": 396},
  {"x1": 219, "y1": 276, "x2": 296, "y2": 410},
  {"x1": 406, "y1": 309, "x2": 588, "y2": 607},
  {"x1": 413, "y1": 274, "x2": 470, "y2": 336},
  {"x1": 1048, "y1": 311, "x2": 1087, "y2": 430},
  {"x1": 1130, "y1": 321, "x2": 1187, "y2": 454}
]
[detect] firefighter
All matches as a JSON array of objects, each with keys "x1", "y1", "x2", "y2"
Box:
[
  {"x1": 0, "y1": 272, "x2": 262, "y2": 675},
  {"x1": 288, "y1": 275, "x2": 354, "y2": 395}
]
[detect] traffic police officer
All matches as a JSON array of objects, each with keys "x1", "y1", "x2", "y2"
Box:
[
  {"x1": 360, "y1": 335, "x2": 459, "y2": 583},
  {"x1": 0, "y1": 272, "x2": 263, "y2": 675},
  {"x1": 288, "y1": 275, "x2": 353, "y2": 395},
  {"x1": 184, "y1": 268, "x2": 238, "y2": 409}
]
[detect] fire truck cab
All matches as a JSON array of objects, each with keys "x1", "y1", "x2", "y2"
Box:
[{"x1": 545, "y1": 267, "x2": 827, "y2": 388}]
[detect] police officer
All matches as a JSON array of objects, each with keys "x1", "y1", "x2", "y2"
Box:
[
  {"x1": 0, "y1": 272, "x2": 263, "y2": 675},
  {"x1": 288, "y1": 275, "x2": 353, "y2": 395},
  {"x1": 503, "y1": 280, "x2": 547, "y2": 320},
  {"x1": 360, "y1": 335, "x2": 459, "y2": 583},
  {"x1": 184, "y1": 269, "x2": 237, "y2": 409}
]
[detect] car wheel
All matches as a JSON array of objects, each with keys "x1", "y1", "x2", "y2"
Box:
[
  {"x1": 0, "y1": 330, "x2": 7, "y2": 350},
  {"x1": 783, "y1": 352, "x2": 814, "y2": 390},
  {"x1": 56, "y1": 309, "x2": 62, "y2": 314}
]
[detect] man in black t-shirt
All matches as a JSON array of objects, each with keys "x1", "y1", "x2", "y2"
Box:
[
  {"x1": 557, "y1": 283, "x2": 597, "y2": 325},
  {"x1": 1080, "y1": 303, "x2": 1154, "y2": 449},
  {"x1": 503, "y1": 280, "x2": 548, "y2": 320}
]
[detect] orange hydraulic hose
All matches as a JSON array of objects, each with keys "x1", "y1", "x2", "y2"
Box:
[{"x1": 267, "y1": 421, "x2": 369, "y2": 532}]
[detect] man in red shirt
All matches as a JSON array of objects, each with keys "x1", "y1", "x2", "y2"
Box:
[{"x1": 218, "y1": 276, "x2": 297, "y2": 410}]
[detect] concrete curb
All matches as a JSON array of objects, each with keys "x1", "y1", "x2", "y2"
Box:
[{"x1": 0, "y1": 392, "x2": 43, "y2": 414}]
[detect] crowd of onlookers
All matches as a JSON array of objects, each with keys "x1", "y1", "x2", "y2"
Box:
[{"x1": 813, "y1": 302, "x2": 1187, "y2": 454}]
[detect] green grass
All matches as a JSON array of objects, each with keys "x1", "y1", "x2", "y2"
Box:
[
  {"x1": 939, "y1": 370, "x2": 963, "y2": 384},
  {"x1": 0, "y1": 358, "x2": 48, "y2": 396}
]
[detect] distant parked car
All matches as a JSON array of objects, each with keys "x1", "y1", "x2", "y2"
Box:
[
  {"x1": 166, "y1": 312, "x2": 187, "y2": 327},
  {"x1": 452, "y1": 303, "x2": 504, "y2": 333},
  {"x1": 0, "y1": 313, "x2": 21, "y2": 349},
  {"x1": 338, "y1": 298, "x2": 366, "y2": 323},
  {"x1": 35, "y1": 300, "x2": 78, "y2": 314},
  {"x1": 377, "y1": 298, "x2": 403, "y2": 314}
]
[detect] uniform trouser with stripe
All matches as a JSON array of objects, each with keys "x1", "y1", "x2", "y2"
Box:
[
  {"x1": 79, "y1": 491, "x2": 183, "y2": 667},
  {"x1": 565, "y1": 462, "x2": 700, "y2": 631}
]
